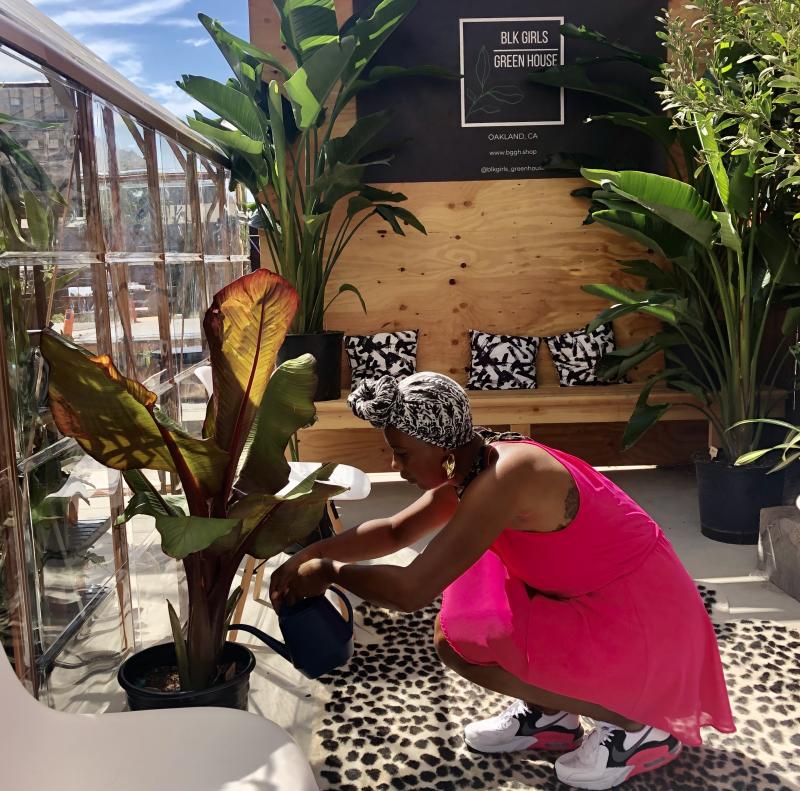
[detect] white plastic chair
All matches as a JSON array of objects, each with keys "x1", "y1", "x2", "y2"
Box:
[{"x1": 0, "y1": 646, "x2": 320, "y2": 791}]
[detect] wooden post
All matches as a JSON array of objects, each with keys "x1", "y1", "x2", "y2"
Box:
[
  {"x1": 101, "y1": 105, "x2": 137, "y2": 378},
  {"x1": 0, "y1": 292, "x2": 37, "y2": 694},
  {"x1": 186, "y1": 151, "x2": 209, "y2": 354},
  {"x1": 143, "y1": 128, "x2": 178, "y2": 402},
  {"x1": 76, "y1": 93, "x2": 134, "y2": 652}
]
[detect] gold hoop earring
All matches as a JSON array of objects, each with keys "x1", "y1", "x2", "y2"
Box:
[{"x1": 443, "y1": 454, "x2": 456, "y2": 480}]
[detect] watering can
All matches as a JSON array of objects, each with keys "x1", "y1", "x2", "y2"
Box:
[{"x1": 228, "y1": 587, "x2": 354, "y2": 679}]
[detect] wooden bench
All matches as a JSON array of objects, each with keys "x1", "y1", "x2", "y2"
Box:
[
  {"x1": 297, "y1": 383, "x2": 712, "y2": 472},
  {"x1": 307, "y1": 384, "x2": 702, "y2": 433}
]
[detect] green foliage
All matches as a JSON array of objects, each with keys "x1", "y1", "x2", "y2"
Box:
[
  {"x1": 41, "y1": 270, "x2": 346, "y2": 690},
  {"x1": 179, "y1": 2, "x2": 453, "y2": 333},
  {"x1": 580, "y1": 1, "x2": 800, "y2": 460}
]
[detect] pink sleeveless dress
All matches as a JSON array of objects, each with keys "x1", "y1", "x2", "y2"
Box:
[{"x1": 439, "y1": 439, "x2": 735, "y2": 747}]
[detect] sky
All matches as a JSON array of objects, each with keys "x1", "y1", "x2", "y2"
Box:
[{"x1": 26, "y1": 0, "x2": 252, "y2": 121}]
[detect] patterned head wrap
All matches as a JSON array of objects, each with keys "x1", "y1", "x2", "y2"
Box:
[{"x1": 347, "y1": 372, "x2": 474, "y2": 450}]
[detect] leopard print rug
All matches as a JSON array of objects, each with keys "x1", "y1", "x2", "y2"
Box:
[{"x1": 308, "y1": 587, "x2": 800, "y2": 791}]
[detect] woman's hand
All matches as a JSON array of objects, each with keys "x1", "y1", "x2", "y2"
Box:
[{"x1": 269, "y1": 556, "x2": 333, "y2": 611}]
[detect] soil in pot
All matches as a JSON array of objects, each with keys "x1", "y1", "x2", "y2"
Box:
[
  {"x1": 118, "y1": 640, "x2": 255, "y2": 711},
  {"x1": 695, "y1": 453, "x2": 785, "y2": 545}
]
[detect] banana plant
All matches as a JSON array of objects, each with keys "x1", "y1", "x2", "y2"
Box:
[
  {"x1": 176, "y1": 2, "x2": 453, "y2": 334},
  {"x1": 40, "y1": 269, "x2": 346, "y2": 690}
]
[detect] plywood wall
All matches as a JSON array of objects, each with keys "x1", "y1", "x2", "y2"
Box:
[{"x1": 249, "y1": 0, "x2": 706, "y2": 468}]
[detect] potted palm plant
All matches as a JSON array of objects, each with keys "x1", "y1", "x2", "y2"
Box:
[
  {"x1": 579, "y1": 0, "x2": 800, "y2": 544},
  {"x1": 177, "y1": 2, "x2": 449, "y2": 400},
  {"x1": 40, "y1": 269, "x2": 347, "y2": 708}
]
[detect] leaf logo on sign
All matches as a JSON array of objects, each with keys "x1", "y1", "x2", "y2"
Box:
[{"x1": 465, "y1": 45, "x2": 524, "y2": 119}]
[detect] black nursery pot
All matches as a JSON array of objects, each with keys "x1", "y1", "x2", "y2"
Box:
[
  {"x1": 278, "y1": 331, "x2": 344, "y2": 402},
  {"x1": 118, "y1": 641, "x2": 255, "y2": 711},
  {"x1": 694, "y1": 455, "x2": 785, "y2": 545}
]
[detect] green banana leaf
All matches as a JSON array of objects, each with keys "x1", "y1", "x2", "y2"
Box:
[
  {"x1": 249, "y1": 463, "x2": 347, "y2": 558},
  {"x1": 155, "y1": 515, "x2": 241, "y2": 559},
  {"x1": 237, "y1": 353, "x2": 318, "y2": 495},
  {"x1": 40, "y1": 330, "x2": 229, "y2": 499},
  {"x1": 202, "y1": 269, "x2": 298, "y2": 480},
  {"x1": 118, "y1": 470, "x2": 187, "y2": 524}
]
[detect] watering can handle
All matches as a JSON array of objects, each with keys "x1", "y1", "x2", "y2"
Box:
[{"x1": 328, "y1": 586, "x2": 353, "y2": 624}]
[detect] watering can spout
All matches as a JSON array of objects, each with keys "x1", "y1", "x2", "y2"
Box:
[
  {"x1": 227, "y1": 587, "x2": 354, "y2": 678},
  {"x1": 227, "y1": 623, "x2": 291, "y2": 661}
]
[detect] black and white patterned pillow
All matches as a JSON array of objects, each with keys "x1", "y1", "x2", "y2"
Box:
[
  {"x1": 546, "y1": 323, "x2": 617, "y2": 386},
  {"x1": 345, "y1": 330, "x2": 418, "y2": 391},
  {"x1": 467, "y1": 330, "x2": 540, "y2": 391}
]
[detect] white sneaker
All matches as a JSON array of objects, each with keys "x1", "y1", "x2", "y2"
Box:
[
  {"x1": 554, "y1": 721, "x2": 682, "y2": 790},
  {"x1": 464, "y1": 700, "x2": 584, "y2": 754}
]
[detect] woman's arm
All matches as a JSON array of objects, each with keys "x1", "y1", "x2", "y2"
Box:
[
  {"x1": 269, "y1": 485, "x2": 457, "y2": 607},
  {"x1": 315, "y1": 454, "x2": 529, "y2": 612},
  {"x1": 301, "y1": 485, "x2": 457, "y2": 563}
]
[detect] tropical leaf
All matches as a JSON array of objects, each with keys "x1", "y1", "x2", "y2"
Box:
[
  {"x1": 325, "y1": 110, "x2": 392, "y2": 166},
  {"x1": 325, "y1": 283, "x2": 367, "y2": 314},
  {"x1": 285, "y1": 38, "x2": 356, "y2": 129},
  {"x1": 344, "y1": 0, "x2": 417, "y2": 80},
  {"x1": 696, "y1": 115, "x2": 729, "y2": 207},
  {"x1": 341, "y1": 64, "x2": 456, "y2": 105},
  {"x1": 273, "y1": 0, "x2": 339, "y2": 63},
  {"x1": 198, "y1": 13, "x2": 291, "y2": 85},
  {"x1": 589, "y1": 113, "x2": 676, "y2": 151},
  {"x1": 528, "y1": 65, "x2": 651, "y2": 113},
  {"x1": 186, "y1": 116, "x2": 262, "y2": 155},
  {"x1": 22, "y1": 190, "x2": 50, "y2": 249},
  {"x1": 560, "y1": 23, "x2": 662, "y2": 70},
  {"x1": 177, "y1": 76, "x2": 267, "y2": 139},
  {"x1": 591, "y1": 207, "x2": 695, "y2": 261},
  {"x1": 248, "y1": 463, "x2": 347, "y2": 559},
  {"x1": 582, "y1": 284, "x2": 684, "y2": 325},
  {"x1": 40, "y1": 330, "x2": 229, "y2": 500},
  {"x1": 117, "y1": 470, "x2": 186, "y2": 524},
  {"x1": 155, "y1": 515, "x2": 241, "y2": 559},
  {"x1": 203, "y1": 269, "x2": 298, "y2": 483},
  {"x1": 713, "y1": 211, "x2": 742, "y2": 255},
  {"x1": 167, "y1": 600, "x2": 191, "y2": 690},
  {"x1": 237, "y1": 353, "x2": 318, "y2": 495},
  {"x1": 584, "y1": 169, "x2": 717, "y2": 249}
]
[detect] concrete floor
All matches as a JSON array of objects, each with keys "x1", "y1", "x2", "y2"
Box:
[
  {"x1": 230, "y1": 467, "x2": 800, "y2": 761},
  {"x1": 42, "y1": 466, "x2": 800, "y2": 786}
]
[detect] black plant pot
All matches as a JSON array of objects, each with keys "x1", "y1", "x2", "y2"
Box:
[
  {"x1": 118, "y1": 641, "x2": 255, "y2": 711},
  {"x1": 278, "y1": 331, "x2": 343, "y2": 402},
  {"x1": 695, "y1": 455, "x2": 785, "y2": 544}
]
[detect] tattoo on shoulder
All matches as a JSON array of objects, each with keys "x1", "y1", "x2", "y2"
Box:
[{"x1": 555, "y1": 483, "x2": 580, "y2": 530}]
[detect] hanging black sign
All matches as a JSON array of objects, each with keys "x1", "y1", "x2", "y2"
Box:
[{"x1": 353, "y1": 0, "x2": 664, "y2": 182}]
